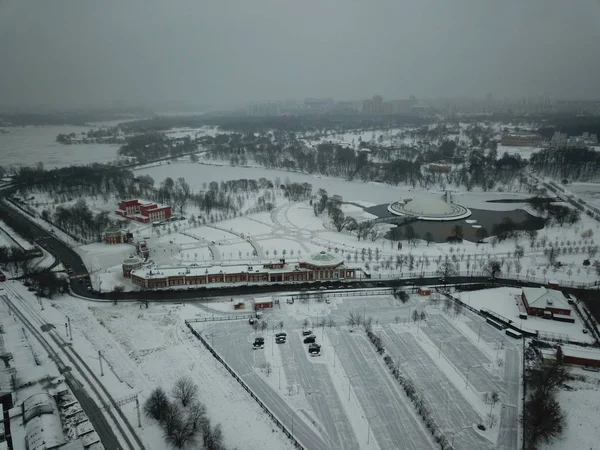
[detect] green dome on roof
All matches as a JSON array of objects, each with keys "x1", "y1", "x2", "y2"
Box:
[{"x1": 309, "y1": 251, "x2": 341, "y2": 265}]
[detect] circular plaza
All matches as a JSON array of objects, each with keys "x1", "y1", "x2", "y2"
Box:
[{"x1": 387, "y1": 196, "x2": 471, "y2": 221}]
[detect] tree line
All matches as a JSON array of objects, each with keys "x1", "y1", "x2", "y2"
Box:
[{"x1": 530, "y1": 147, "x2": 600, "y2": 181}]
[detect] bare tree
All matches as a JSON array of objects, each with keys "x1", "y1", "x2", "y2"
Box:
[
  {"x1": 162, "y1": 403, "x2": 199, "y2": 449},
  {"x1": 172, "y1": 377, "x2": 199, "y2": 408},
  {"x1": 203, "y1": 421, "x2": 225, "y2": 450},
  {"x1": 187, "y1": 401, "x2": 208, "y2": 433},
  {"x1": 327, "y1": 317, "x2": 336, "y2": 328},
  {"x1": 395, "y1": 315, "x2": 400, "y2": 324},
  {"x1": 484, "y1": 259, "x2": 502, "y2": 280},
  {"x1": 486, "y1": 413, "x2": 498, "y2": 429},
  {"x1": 302, "y1": 318, "x2": 310, "y2": 329},
  {"x1": 412, "y1": 310, "x2": 419, "y2": 323},
  {"x1": 436, "y1": 261, "x2": 458, "y2": 284},
  {"x1": 453, "y1": 301, "x2": 463, "y2": 316},
  {"x1": 522, "y1": 390, "x2": 566, "y2": 449},
  {"x1": 444, "y1": 296, "x2": 453, "y2": 313},
  {"x1": 419, "y1": 311, "x2": 426, "y2": 322},
  {"x1": 144, "y1": 387, "x2": 170, "y2": 422},
  {"x1": 363, "y1": 316, "x2": 373, "y2": 333}
]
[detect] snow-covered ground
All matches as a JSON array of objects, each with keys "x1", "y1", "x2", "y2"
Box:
[
  {"x1": 497, "y1": 144, "x2": 543, "y2": 161},
  {"x1": 1, "y1": 280, "x2": 295, "y2": 450},
  {"x1": 542, "y1": 367, "x2": 600, "y2": 450},
  {"x1": 456, "y1": 287, "x2": 594, "y2": 344}
]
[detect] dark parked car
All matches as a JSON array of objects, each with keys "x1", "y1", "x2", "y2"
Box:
[
  {"x1": 276, "y1": 332, "x2": 287, "y2": 338},
  {"x1": 276, "y1": 336, "x2": 286, "y2": 344},
  {"x1": 302, "y1": 330, "x2": 313, "y2": 336},
  {"x1": 308, "y1": 343, "x2": 321, "y2": 356},
  {"x1": 253, "y1": 337, "x2": 265, "y2": 349},
  {"x1": 303, "y1": 335, "x2": 316, "y2": 344}
]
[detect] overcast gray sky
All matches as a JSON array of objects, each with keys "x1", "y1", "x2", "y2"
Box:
[{"x1": 1, "y1": 0, "x2": 599, "y2": 109}]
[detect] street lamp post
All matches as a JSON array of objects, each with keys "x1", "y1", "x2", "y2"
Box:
[
  {"x1": 274, "y1": 364, "x2": 287, "y2": 390},
  {"x1": 291, "y1": 408, "x2": 301, "y2": 438},
  {"x1": 366, "y1": 413, "x2": 378, "y2": 444},
  {"x1": 344, "y1": 374, "x2": 359, "y2": 401}
]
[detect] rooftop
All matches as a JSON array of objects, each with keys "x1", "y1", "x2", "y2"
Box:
[
  {"x1": 522, "y1": 287, "x2": 571, "y2": 310},
  {"x1": 308, "y1": 251, "x2": 342, "y2": 266}
]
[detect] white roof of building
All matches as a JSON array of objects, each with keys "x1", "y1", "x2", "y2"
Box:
[
  {"x1": 522, "y1": 287, "x2": 571, "y2": 310},
  {"x1": 255, "y1": 297, "x2": 273, "y2": 304},
  {"x1": 23, "y1": 393, "x2": 65, "y2": 450},
  {"x1": 560, "y1": 345, "x2": 600, "y2": 361},
  {"x1": 403, "y1": 197, "x2": 455, "y2": 216}
]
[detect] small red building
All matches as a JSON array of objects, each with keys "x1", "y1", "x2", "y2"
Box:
[
  {"x1": 116, "y1": 199, "x2": 172, "y2": 224},
  {"x1": 557, "y1": 346, "x2": 600, "y2": 368},
  {"x1": 521, "y1": 287, "x2": 571, "y2": 317},
  {"x1": 418, "y1": 287, "x2": 431, "y2": 296},
  {"x1": 254, "y1": 297, "x2": 274, "y2": 310},
  {"x1": 104, "y1": 227, "x2": 127, "y2": 244},
  {"x1": 122, "y1": 257, "x2": 144, "y2": 277}
]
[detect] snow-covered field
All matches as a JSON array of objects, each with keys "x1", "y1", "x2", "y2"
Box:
[{"x1": 542, "y1": 368, "x2": 600, "y2": 450}]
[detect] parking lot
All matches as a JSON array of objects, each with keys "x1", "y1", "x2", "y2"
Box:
[{"x1": 191, "y1": 292, "x2": 520, "y2": 450}]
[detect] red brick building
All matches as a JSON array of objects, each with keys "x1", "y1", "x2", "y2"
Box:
[
  {"x1": 104, "y1": 227, "x2": 129, "y2": 244},
  {"x1": 129, "y1": 252, "x2": 359, "y2": 289},
  {"x1": 122, "y1": 256, "x2": 144, "y2": 277},
  {"x1": 521, "y1": 287, "x2": 571, "y2": 317},
  {"x1": 116, "y1": 199, "x2": 172, "y2": 224}
]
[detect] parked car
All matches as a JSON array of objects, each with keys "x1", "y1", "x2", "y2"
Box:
[
  {"x1": 302, "y1": 330, "x2": 313, "y2": 336},
  {"x1": 249, "y1": 317, "x2": 256, "y2": 325},
  {"x1": 303, "y1": 335, "x2": 316, "y2": 344},
  {"x1": 276, "y1": 332, "x2": 287, "y2": 338},
  {"x1": 308, "y1": 343, "x2": 321, "y2": 356},
  {"x1": 253, "y1": 337, "x2": 265, "y2": 349},
  {"x1": 276, "y1": 336, "x2": 286, "y2": 344}
]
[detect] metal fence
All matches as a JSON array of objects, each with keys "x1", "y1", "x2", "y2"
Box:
[
  {"x1": 186, "y1": 314, "x2": 253, "y2": 323},
  {"x1": 184, "y1": 320, "x2": 306, "y2": 450}
]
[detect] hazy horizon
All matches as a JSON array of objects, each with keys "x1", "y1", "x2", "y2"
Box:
[{"x1": 1, "y1": 0, "x2": 599, "y2": 110}]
